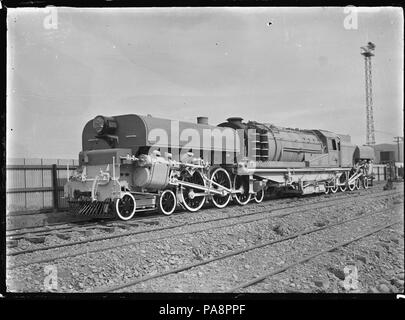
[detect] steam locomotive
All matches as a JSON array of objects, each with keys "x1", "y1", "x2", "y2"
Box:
[{"x1": 64, "y1": 114, "x2": 374, "y2": 220}]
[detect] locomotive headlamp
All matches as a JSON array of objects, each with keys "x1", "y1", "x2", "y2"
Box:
[
  {"x1": 93, "y1": 115, "x2": 118, "y2": 135},
  {"x1": 93, "y1": 116, "x2": 105, "y2": 134}
]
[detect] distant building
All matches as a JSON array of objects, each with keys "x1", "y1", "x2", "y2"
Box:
[
  {"x1": 373, "y1": 143, "x2": 403, "y2": 164},
  {"x1": 373, "y1": 143, "x2": 404, "y2": 179}
]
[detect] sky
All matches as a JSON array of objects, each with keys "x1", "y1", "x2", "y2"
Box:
[{"x1": 6, "y1": 7, "x2": 404, "y2": 159}]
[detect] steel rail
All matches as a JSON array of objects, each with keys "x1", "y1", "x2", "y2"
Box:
[
  {"x1": 226, "y1": 219, "x2": 402, "y2": 293},
  {"x1": 10, "y1": 195, "x2": 402, "y2": 274},
  {"x1": 8, "y1": 189, "x2": 400, "y2": 258},
  {"x1": 7, "y1": 184, "x2": 396, "y2": 238},
  {"x1": 6, "y1": 181, "x2": 393, "y2": 235},
  {"x1": 90, "y1": 204, "x2": 402, "y2": 293}
]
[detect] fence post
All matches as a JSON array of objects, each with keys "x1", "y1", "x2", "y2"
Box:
[
  {"x1": 52, "y1": 164, "x2": 59, "y2": 211},
  {"x1": 23, "y1": 158, "x2": 27, "y2": 210},
  {"x1": 41, "y1": 158, "x2": 44, "y2": 208}
]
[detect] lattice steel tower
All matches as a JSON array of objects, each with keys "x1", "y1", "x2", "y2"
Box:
[{"x1": 361, "y1": 42, "x2": 376, "y2": 146}]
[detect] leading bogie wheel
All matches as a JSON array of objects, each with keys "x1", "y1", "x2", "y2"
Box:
[
  {"x1": 324, "y1": 183, "x2": 330, "y2": 194},
  {"x1": 114, "y1": 192, "x2": 136, "y2": 221},
  {"x1": 181, "y1": 170, "x2": 206, "y2": 212},
  {"x1": 254, "y1": 189, "x2": 265, "y2": 203},
  {"x1": 210, "y1": 167, "x2": 232, "y2": 209},
  {"x1": 158, "y1": 189, "x2": 177, "y2": 216},
  {"x1": 355, "y1": 178, "x2": 360, "y2": 190},
  {"x1": 233, "y1": 175, "x2": 251, "y2": 205}
]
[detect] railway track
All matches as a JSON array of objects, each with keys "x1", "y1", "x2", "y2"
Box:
[
  {"x1": 7, "y1": 191, "x2": 400, "y2": 256},
  {"x1": 89, "y1": 204, "x2": 402, "y2": 293},
  {"x1": 6, "y1": 183, "x2": 398, "y2": 243},
  {"x1": 226, "y1": 220, "x2": 401, "y2": 293},
  {"x1": 8, "y1": 189, "x2": 402, "y2": 270},
  {"x1": 7, "y1": 182, "x2": 389, "y2": 238},
  {"x1": 8, "y1": 188, "x2": 400, "y2": 257}
]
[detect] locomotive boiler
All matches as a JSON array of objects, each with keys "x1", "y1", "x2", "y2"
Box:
[{"x1": 64, "y1": 114, "x2": 374, "y2": 220}]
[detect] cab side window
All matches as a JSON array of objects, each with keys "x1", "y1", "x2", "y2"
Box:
[{"x1": 331, "y1": 139, "x2": 337, "y2": 151}]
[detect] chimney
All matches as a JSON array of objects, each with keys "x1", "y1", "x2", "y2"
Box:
[
  {"x1": 197, "y1": 116, "x2": 208, "y2": 125},
  {"x1": 227, "y1": 117, "x2": 243, "y2": 126}
]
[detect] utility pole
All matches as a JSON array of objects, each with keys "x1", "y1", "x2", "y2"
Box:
[
  {"x1": 361, "y1": 42, "x2": 376, "y2": 146},
  {"x1": 393, "y1": 136, "x2": 403, "y2": 162}
]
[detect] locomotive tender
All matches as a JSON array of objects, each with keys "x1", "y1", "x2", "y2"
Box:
[{"x1": 64, "y1": 114, "x2": 374, "y2": 220}]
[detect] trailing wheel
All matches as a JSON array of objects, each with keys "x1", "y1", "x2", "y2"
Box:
[
  {"x1": 210, "y1": 167, "x2": 232, "y2": 209},
  {"x1": 180, "y1": 170, "x2": 206, "y2": 212},
  {"x1": 233, "y1": 175, "x2": 251, "y2": 205},
  {"x1": 114, "y1": 192, "x2": 136, "y2": 221},
  {"x1": 363, "y1": 177, "x2": 369, "y2": 189},
  {"x1": 355, "y1": 178, "x2": 361, "y2": 190},
  {"x1": 254, "y1": 189, "x2": 265, "y2": 203},
  {"x1": 158, "y1": 189, "x2": 177, "y2": 216}
]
